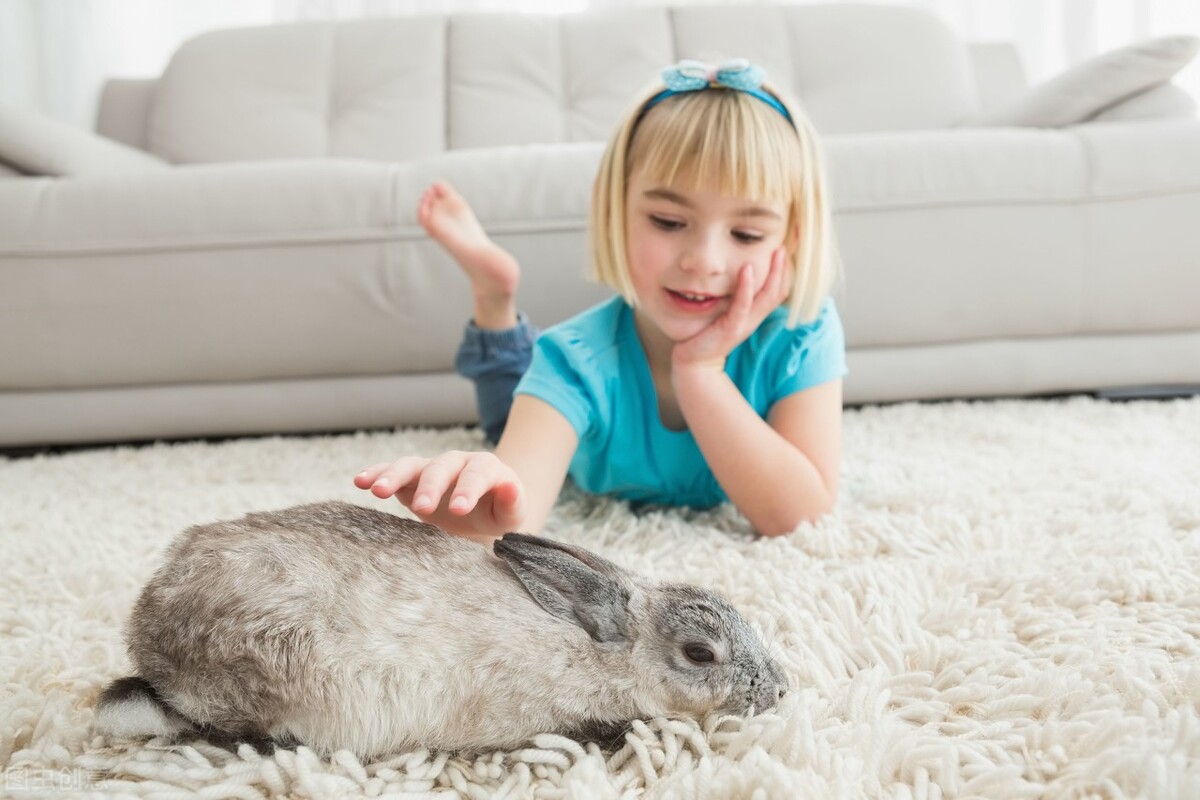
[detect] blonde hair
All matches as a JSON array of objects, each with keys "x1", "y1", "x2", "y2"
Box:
[{"x1": 589, "y1": 78, "x2": 838, "y2": 326}]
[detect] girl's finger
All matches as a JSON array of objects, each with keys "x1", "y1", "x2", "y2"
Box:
[
  {"x1": 490, "y1": 480, "x2": 525, "y2": 529},
  {"x1": 410, "y1": 451, "x2": 469, "y2": 513},
  {"x1": 395, "y1": 485, "x2": 418, "y2": 510},
  {"x1": 447, "y1": 456, "x2": 501, "y2": 515},
  {"x1": 764, "y1": 249, "x2": 785, "y2": 296},
  {"x1": 752, "y1": 249, "x2": 788, "y2": 314},
  {"x1": 370, "y1": 458, "x2": 429, "y2": 498},
  {"x1": 354, "y1": 462, "x2": 392, "y2": 488},
  {"x1": 730, "y1": 263, "x2": 756, "y2": 321}
]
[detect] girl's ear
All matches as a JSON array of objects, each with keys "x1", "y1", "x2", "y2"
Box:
[
  {"x1": 782, "y1": 221, "x2": 801, "y2": 271},
  {"x1": 785, "y1": 218, "x2": 801, "y2": 253},
  {"x1": 777, "y1": 247, "x2": 795, "y2": 299},
  {"x1": 780, "y1": 220, "x2": 801, "y2": 301}
]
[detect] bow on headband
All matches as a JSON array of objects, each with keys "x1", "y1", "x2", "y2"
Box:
[
  {"x1": 663, "y1": 58, "x2": 765, "y2": 92},
  {"x1": 641, "y1": 58, "x2": 794, "y2": 125}
]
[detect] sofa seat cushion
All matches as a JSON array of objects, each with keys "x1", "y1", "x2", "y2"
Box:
[
  {"x1": 0, "y1": 147, "x2": 608, "y2": 392},
  {"x1": 0, "y1": 160, "x2": 407, "y2": 391},
  {"x1": 5, "y1": 124, "x2": 1197, "y2": 395},
  {"x1": 1073, "y1": 120, "x2": 1200, "y2": 334},
  {"x1": 827, "y1": 129, "x2": 1087, "y2": 348},
  {"x1": 827, "y1": 122, "x2": 1200, "y2": 348}
]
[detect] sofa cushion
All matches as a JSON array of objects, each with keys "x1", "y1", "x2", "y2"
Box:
[
  {"x1": 825, "y1": 129, "x2": 1089, "y2": 347},
  {"x1": 1073, "y1": 120, "x2": 1200, "y2": 334},
  {"x1": 1089, "y1": 82, "x2": 1198, "y2": 123},
  {"x1": 0, "y1": 160, "x2": 407, "y2": 391},
  {"x1": 148, "y1": 4, "x2": 982, "y2": 165},
  {"x1": 447, "y1": 8, "x2": 674, "y2": 150},
  {"x1": 0, "y1": 147, "x2": 608, "y2": 392},
  {"x1": 672, "y1": 4, "x2": 979, "y2": 133},
  {"x1": 969, "y1": 35, "x2": 1200, "y2": 128},
  {"x1": 149, "y1": 18, "x2": 447, "y2": 164}
]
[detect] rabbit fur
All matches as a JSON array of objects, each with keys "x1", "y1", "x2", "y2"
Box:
[{"x1": 95, "y1": 501, "x2": 787, "y2": 758}]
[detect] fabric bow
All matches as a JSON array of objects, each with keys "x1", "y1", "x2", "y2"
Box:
[
  {"x1": 661, "y1": 58, "x2": 766, "y2": 93},
  {"x1": 645, "y1": 58, "x2": 793, "y2": 125}
]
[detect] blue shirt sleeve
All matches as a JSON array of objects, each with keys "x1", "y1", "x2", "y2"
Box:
[
  {"x1": 512, "y1": 332, "x2": 596, "y2": 441},
  {"x1": 770, "y1": 298, "x2": 848, "y2": 403}
]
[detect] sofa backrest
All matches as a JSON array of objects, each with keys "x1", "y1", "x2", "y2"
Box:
[{"x1": 138, "y1": 4, "x2": 986, "y2": 165}]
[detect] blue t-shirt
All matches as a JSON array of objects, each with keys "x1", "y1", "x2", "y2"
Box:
[{"x1": 513, "y1": 296, "x2": 846, "y2": 508}]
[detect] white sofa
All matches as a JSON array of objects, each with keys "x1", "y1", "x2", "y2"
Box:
[{"x1": 2, "y1": 4, "x2": 1199, "y2": 448}]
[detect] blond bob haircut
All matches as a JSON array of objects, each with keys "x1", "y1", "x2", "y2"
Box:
[{"x1": 589, "y1": 78, "x2": 838, "y2": 327}]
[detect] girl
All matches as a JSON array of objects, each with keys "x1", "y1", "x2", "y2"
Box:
[{"x1": 355, "y1": 60, "x2": 845, "y2": 542}]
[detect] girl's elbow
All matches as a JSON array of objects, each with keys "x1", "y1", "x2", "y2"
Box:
[
  {"x1": 757, "y1": 522, "x2": 796, "y2": 538},
  {"x1": 756, "y1": 515, "x2": 815, "y2": 538},
  {"x1": 757, "y1": 493, "x2": 837, "y2": 538}
]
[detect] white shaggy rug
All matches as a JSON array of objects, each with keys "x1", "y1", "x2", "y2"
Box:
[{"x1": 2, "y1": 396, "x2": 1199, "y2": 799}]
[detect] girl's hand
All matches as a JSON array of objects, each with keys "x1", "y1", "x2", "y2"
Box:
[
  {"x1": 672, "y1": 247, "x2": 790, "y2": 374},
  {"x1": 354, "y1": 451, "x2": 525, "y2": 542}
]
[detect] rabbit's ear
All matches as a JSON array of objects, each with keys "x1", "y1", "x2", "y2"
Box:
[{"x1": 493, "y1": 534, "x2": 630, "y2": 643}]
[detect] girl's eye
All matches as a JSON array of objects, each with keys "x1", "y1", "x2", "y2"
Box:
[
  {"x1": 733, "y1": 231, "x2": 764, "y2": 244},
  {"x1": 684, "y1": 643, "x2": 716, "y2": 664},
  {"x1": 648, "y1": 215, "x2": 764, "y2": 243}
]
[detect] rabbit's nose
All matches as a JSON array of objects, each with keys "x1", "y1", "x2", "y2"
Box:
[{"x1": 776, "y1": 686, "x2": 787, "y2": 702}]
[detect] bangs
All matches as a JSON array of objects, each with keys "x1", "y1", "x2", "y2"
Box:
[{"x1": 626, "y1": 88, "x2": 801, "y2": 205}]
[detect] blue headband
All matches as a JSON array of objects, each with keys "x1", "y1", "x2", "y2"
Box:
[{"x1": 640, "y1": 59, "x2": 794, "y2": 126}]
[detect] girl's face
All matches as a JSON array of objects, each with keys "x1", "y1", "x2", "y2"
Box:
[{"x1": 624, "y1": 169, "x2": 790, "y2": 345}]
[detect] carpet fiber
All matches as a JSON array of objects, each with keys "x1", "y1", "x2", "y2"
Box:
[{"x1": 2, "y1": 396, "x2": 1199, "y2": 798}]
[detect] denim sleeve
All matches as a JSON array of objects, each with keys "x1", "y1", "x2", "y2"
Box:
[{"x1": 454, "y1": 312, "x2": 539, "y2": 445}]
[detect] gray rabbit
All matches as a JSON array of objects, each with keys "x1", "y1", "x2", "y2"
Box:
[{"x1": 95, "y1": 501, "x2": 787, "y2": 758}]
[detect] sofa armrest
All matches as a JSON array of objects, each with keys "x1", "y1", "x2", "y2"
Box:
[
  {"x1": 0, "y1": 102, "x2": 169, "y2": 177},
  {"x1": 96, "y1": 78, "x2": 157, "y2": 150},
  {"x1": 0, "y1": 159, "x2": 403, "y2": 250},
  {"x1": 1088, "y1": 81, "x2": 1197, "y2": 123},
  {"x1": 967, "y1": 42, "x2": 1028, "y2": 115}
]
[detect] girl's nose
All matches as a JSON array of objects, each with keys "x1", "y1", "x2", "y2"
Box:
[{"x1": 681, "y1": 237, "x2": 724, "y2": 275}]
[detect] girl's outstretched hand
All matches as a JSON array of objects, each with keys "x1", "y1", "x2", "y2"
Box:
[
  {"x1": 354, "y1": 451, "x2": 525, "y2": 543},
  {"x1": 672, "y1": 247, "x2": 791, "y2": 373}
]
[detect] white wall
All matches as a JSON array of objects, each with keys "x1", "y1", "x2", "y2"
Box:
[{"x1": 0, "y1": 0, "x2": 274, "y2": 126}]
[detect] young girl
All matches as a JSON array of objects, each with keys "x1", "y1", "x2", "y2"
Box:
[{"x1": 354, "y1": 60, "x2": 845, "y2": 542}]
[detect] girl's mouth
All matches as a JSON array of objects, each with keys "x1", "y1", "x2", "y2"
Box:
[{"x1": 666, "y1": 289, "x2": 721, "y2": 313}]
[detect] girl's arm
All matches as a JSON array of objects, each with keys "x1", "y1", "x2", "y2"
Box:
[
  {"x1": 356, "y1": 394, "x2": 577, "y2": 543},
  {"x1": 493, "y1": 395, "x2": 578, "y2": 535},
  {"x1": 674, "y1": 371, "x2": 841, "y2": 536},
  {"x1": 670, "y1": 249, "x2": 841, "y2": 536}
]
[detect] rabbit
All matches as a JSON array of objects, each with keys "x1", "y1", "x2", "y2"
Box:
[{"x1": 94, "y1": 501, "x2": 787, "y2": 758}]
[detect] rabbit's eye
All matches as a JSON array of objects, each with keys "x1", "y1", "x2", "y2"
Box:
[{"x1": 684, "y1": 643, "x2": 716, "y2": 664}]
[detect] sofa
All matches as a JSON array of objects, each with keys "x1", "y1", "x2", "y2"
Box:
[{"x1": 2, "y1": 4, "x2": 1198, "y2": 448}]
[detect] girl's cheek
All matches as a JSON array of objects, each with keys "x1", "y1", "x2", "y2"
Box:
[
  {"x1": 627, "y1": 228, "x2": 669, "y2": 273},
  {"x1": 750, "y1": 251, "x2": 774, "y2": 292}
]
